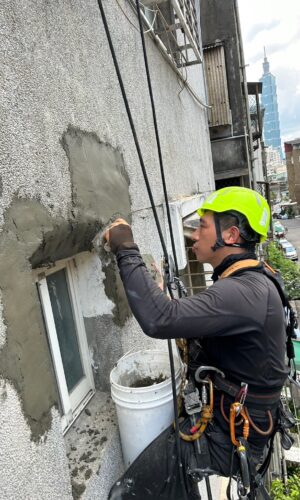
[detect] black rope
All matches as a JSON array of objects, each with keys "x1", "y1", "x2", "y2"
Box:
[
  {"x1": 97, "y1": 1, "x2": 187, "y2": 498},
  {"x1": 97, "y1": 0, "x2": 168, "y2": 259},
  {"x1": 135, "y1": 0, "x2": 180, "y2": 277},
  {"x1": 134, "y1": 3, "x2": 187, "y2": 498}
]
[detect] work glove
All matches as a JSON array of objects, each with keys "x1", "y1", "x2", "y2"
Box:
[{"x1": 105, "y1": 218, "x2": 135, "y2": 254}]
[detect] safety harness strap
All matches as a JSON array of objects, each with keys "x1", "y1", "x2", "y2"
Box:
[
  {"x1": 241, "y1": 439, "x2": 272, "y2": 500},
  {"x1": 219, "y1": 259, "x2": 261, "y2": 279},
  {"x1": 218, "y1": 258, "x2": 295, "y2": 499},
  {"x1": 219, "y1": 258, "x2": 297, "y2": 378},
  {"x1": 213, "y1": 373, "x2": 281, "y2": 406}
]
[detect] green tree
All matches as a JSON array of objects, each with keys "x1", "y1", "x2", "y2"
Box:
[
  {"x1": 270, "y1": 474, "x2": 300, "y2": 499},
  {"x1": 267, "y1": 243, "x2": 300, "y2": 299}
]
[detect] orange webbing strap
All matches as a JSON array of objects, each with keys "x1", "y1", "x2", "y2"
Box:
[
  {"x1": 219, "y1": 259, "x2": 261, "y2": 279},
  {"x1": 263, "y1": 261, "x2": 276, "y2": 274}
]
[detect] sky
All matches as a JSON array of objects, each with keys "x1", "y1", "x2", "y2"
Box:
[{"x1": 238, "y1": 0, "x2": 300, "y2": 147}]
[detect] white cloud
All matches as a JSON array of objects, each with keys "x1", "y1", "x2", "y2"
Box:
[{"x1": 238, "y1": 0, "x2": 300, "y2": 144}]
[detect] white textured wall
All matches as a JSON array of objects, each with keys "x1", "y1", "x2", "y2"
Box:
[
  {"x1": 0, "y1": 0, "x2": 213, "y2": 225},
  {"x1": 0, "y1": 382, "x2": 72, "y2": 499},
  {"x1": 0, "y1": 0, "x2": 214, "y2": 497},
  {"x1": 75, "y1": 252, "x2": 114, "y2": 318}
]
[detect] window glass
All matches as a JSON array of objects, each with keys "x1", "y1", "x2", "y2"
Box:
[{"x1": 47, "y1": 269, "x2": 84, "y2": 392}]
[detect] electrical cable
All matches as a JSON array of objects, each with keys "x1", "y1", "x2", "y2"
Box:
[
  {"x1": 97, "y1": 1, "x2": 188, "y2": 497},
  {"x1": 115, "y1": 0, "x2": 139, "y2": 32}
]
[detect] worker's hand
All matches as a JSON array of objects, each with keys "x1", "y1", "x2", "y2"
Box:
[{"x1": 104, "y1": 218, "x2": 134, "y2": 254}]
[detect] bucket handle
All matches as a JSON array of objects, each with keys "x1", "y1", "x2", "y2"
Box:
[
  {"x1": 117, "y1": 347, "x2": 137, "y2": 365},
  {"x1": 117, "y1": 346, "x2": 185, "y2": 376}
]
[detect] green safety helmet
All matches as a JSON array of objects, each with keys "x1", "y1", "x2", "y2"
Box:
[{"x1": 197, "y1": 186, "x2": 270, "y2": 242}]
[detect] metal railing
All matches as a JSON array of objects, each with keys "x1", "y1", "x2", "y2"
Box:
[{"x1": 138, "y1": 0, "x2": 202, "y2": 67}]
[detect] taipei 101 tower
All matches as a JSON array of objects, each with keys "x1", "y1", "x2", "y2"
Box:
[{"x1": 260, "y1": 48, "x2": 283, "y2": 158}]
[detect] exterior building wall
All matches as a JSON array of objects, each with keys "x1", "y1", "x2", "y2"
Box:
[
  {"x1": 265, "y1": 146, "x2": 285, "y2": 179},
  {"x1": 200, "y1": 0, "x2": 246, "y2": 137},
  {"x1": 0, "y1": 1, "x2": 214, "y2": 498},
  {"x1": 285, "y1": 141, "x2": 300, "y2": 206},
  {"x1": 200, "y1": 0, "x2": 251, "y2": 186},
  {"x1": 253, "y1": 141, "x2": 264, "y2": 182}
]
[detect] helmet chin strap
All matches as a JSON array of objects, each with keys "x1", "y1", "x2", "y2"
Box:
[{"x1": 211, "y1": 213, "x2": 249, "y2": 252}]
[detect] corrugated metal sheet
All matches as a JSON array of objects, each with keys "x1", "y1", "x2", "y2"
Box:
[{"x1": 204, "y1": 45, "x2": 232, "y2": 127}]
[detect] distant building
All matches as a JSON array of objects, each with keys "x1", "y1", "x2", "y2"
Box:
[
  {"x1": 200, "y1": 0, "x2": 264, "y2": 190},
  {"x1": 285, "y1": 139, "x2": 300, "y2": 205},
  {"x1": 265, "y1": 146, "x2": 288, "y2": 201},
  {"x1": 260, "y1": 49, "x2": 283, "y2": 159},
  {"x1": 265, "y1": 146, "x2": 285, "y2": 178}
]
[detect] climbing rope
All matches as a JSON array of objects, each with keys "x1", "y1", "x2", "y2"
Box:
[{"x1": 96, "y1": 1, "x2": 188, "y2": 497}]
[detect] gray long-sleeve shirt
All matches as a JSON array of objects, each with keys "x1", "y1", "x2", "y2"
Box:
[{"x1": 116, "y1": 246, "x2": 288, "y2": 393}]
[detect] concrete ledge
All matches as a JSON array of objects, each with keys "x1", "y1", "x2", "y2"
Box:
[{"x1": 65, "y1": 391, "x2": 124, "y2": 499}]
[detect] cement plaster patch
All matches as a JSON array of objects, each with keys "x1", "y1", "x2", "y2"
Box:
[
  {"x1": 61, "y1": 126, "x2": 131, "y2": 224},
  {"x1": 0, "y1": 199, "x2": 59, "y2": 441},
  {"x1": 84, "y1": 315, "x2": 123, "y2": 393},
  {"x1": 0, "y1": 127, "x2": 131, "y2": 441},
  {"x1": 0, "y1": 380, "x2": 72, "y2": 500}
]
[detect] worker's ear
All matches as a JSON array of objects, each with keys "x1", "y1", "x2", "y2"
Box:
[{"x1": 222, "y1": 225, "x2": 241, "y2": 244}]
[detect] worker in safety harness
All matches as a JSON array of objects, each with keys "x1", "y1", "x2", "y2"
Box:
[{"x1": 105, "y1": 187, "x2": 294, "y2": 500}]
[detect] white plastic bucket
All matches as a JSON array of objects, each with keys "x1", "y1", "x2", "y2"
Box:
[{"x1": 110, "y1": 349, "x2": 182, "y2": 468}]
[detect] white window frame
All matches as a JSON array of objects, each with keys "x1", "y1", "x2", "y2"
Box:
[
  {"x1": 164, "y1": 193, "x2": 207, "y2": 270},
  {"x1": 36, "y1": 258, "x2": 95, "y2": 433},
  {"x1": 163, "y1": 193, "x2": 213, "y2": 288}
]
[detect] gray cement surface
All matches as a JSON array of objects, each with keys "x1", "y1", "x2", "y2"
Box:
[
  {"x1": 0, "y1": 127, "x2": 132, "y2": 441},
  {"x1": 65, "y1": 391, "x2": 123, "y2": 499}
]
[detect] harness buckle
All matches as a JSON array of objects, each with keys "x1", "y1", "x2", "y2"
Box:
[
  {"x1": 236, "y1": 382, "x2": 248, "y2": 407},
  {"x1": 183, "y1": 379, "x2": 202, "y2": 415}
]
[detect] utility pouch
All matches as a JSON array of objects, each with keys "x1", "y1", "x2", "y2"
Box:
[
  {"x1": 280, "y1": 430, "x2": 294, "y2": 450},
  {"x1": 277, "y1": 401, "x2": 296, "y2": 450},
  {"x1": 278, "y1": 400, "x2": 296, "y2": 429}
]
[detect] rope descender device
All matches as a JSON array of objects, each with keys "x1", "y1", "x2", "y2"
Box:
[
  {"x1": 163, "y1": 254, "x2": 188, "y2": 297},
  {"x1": 178, "y1": 367, "x2": 217, "y2": 443}
]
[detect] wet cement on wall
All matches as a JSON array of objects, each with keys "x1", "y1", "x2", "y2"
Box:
[
  {"x1": 0, "y1": 126, "x2": 131, "y2": 441},
  {"x1": 84, "y1": 315, "x2": 123, "y2": 392}
]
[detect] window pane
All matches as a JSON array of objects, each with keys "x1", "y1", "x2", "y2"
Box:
[{"x1": 47, "y1": 269, "x2": 84, "y2": 392}]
